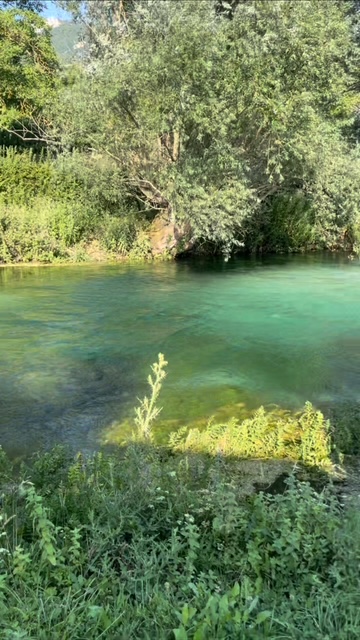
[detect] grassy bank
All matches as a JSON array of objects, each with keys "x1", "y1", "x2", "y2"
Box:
[
  {"x1": 1, "y1": 355, "x2": 359, "y2": 639},
  {"x1": 1, "y1": 445, "x2": 359, "y2": 640}
]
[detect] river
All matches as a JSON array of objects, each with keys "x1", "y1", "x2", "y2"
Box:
[{"x1": 1, "y1": 253, "x2": 360, "y2": 457}]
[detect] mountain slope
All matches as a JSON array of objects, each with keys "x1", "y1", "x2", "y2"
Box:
[{"x1": 50, "y1": 21, "x2": 83, "y2": 62}]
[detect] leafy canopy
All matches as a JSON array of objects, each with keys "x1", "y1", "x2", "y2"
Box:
[
  {"x1": 0, "y1": 9, "x2": 58, "y2": 131},
  {"x1": 48, "y1": 0, "x2": 360, "y2": 253},
  {"x1": 0, "y1": 0, "x2": 44, "y2": 11},
  {"x1": 2, "y1": 0, "x2": 360, "y2": 256}
]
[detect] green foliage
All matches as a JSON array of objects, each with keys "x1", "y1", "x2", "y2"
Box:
[
  {"x1": 173, "y1": 582, "x2": 272, "y2": 640},
  {"x1": 134, "y1": 355, "x2": 332, "y2": 468},
  {"x1": 248, "y1": 191, "x2": 315, "y2": 253},
  {"x1": 0, "y1": 8, "x2": 58, "y2": 130},
  {"x1": 0, "y1": 148, "x2": 55, "y2": 203},
  {"x1": 328, "y1": 402, "x2": 360, "y2": 455},
  {"x1": 99, "y1": 213, "x2": 138, "y2": 254},
  {"x1": 3, "y1": 0, "x2": 360, "y2": 258},
  {"x1": 0, "y1": 445, "x2": 12, "y2": 482},
  {"x1": 173, "y1": 177, "x2": 253, "y2": 255},
  {"x1": 0, "y1": 1, "x2": 45, "y2": 11},
  {"x1": 60, "y1": 0, "x2": 137, "y2": 59},
  {"x1": 0, "y1": 148, "x2": 145, "y2": 262},
  {"x1": 47, "y1": 0, "x2": 360, "y2": 256},
  {"x1": 171, "y1": 402, "x2": 332, "y2": 468},
  {"x1": 0, "y1": 444, "x2": 359, "y2": 639},
  {"x1": 0, "y1": 197, "x2": 87, "y2": 262}
]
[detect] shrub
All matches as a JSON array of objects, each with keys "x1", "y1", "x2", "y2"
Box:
[
  {"x1": 0, "y1": 148, "x2": 143, "y2": 262},
  {"x1": 0, "y1": 147, "x2": 54, "y2": 204},
  {"x1": 0, "y1": 197, "x2": 92, "y2": 263}
]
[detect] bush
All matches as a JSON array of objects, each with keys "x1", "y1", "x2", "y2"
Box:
[
  {"x1": 247, "y1": 192, "x2": 315, "y2": 254},
  {"x1": 0, "y1": 148, "x2": 144, "y2": 262},
  {"x1": 0, "y1": 147, "x2": 54, "y2": 204},
  {"x1": 0, "y1": 197, "x2": 92, "y2": 263},
  {"x1": 98, "y1": 213, "x2": 139, "y2": 254}
]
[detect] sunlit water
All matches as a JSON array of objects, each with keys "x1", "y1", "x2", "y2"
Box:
[{"x1": 1, "y1": 253, "x2": 360, "y2": 457}]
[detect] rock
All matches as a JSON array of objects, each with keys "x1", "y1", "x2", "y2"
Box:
[{"x1": 148, "y1": 212, "x2": 193, "y2": 257}]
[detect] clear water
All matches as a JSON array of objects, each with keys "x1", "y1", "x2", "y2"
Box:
[{"x1": 1, "y1": 253, "x2": 360, "y2": 457}]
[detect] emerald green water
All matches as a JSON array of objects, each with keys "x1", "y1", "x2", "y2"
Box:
[{"x1": 1, "y1": 254, "x2": 360, "y2": 456}]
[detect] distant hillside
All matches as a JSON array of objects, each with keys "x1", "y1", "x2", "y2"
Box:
[{"x1": 50, "y1": 21, "x2": 84, "y2": 63}]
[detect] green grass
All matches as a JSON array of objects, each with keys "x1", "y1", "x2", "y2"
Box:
[
  {"x1": 0, "y1": 355, "x2": 358, "y2": 639},
  {"x1": 1, "y1": 444, "x2": 359, "y2": 639}
]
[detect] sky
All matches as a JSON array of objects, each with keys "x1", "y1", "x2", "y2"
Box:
[{"x1": 41, "y1": 1, "x2": 72, "y2": 20}]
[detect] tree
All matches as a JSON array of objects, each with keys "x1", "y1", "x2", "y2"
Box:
[
  {"x1": 48, "y1": 0, "x2": 360, "y2": 254},
  {"x1": 0, "y1": 9, "x2": 58, "y2": 141},
  {"x1": 0, "y1": 0, "x2": 44, "y2": 11},
  {"x1": 57, "y1": 0, "x2": 137, "y2": 57}
]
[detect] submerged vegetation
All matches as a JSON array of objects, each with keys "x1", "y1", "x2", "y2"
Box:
[
  {"x1": 1, "y1": 355, "x2": 359, "y2": 639},
  {"x1": 2, "y1": 0, "x2": 360, "y2": 261}
]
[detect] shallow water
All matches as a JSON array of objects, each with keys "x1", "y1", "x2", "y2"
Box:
[{"x1": 1, "y1": 253, "x2": 360, "y2": 456}]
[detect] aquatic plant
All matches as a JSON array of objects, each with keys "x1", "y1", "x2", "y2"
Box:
[{"x1": 133, "y1": 355, "x2": 332, "y2": 467}]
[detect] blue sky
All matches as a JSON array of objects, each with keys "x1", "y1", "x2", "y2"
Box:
[{"x1": 41, "y1": 1, "x2": 72, "y2": 20}]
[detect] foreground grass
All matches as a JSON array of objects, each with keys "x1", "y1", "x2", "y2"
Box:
[
  {"x1": 0, "y1": 355, "x2": 359, "y2": 639},
  {"x1": 1, "y1": 445, "x2": 360, "y2": 640}
]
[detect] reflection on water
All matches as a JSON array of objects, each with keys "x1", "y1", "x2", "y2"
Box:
[{"x1": 1, "y1": 254, "x2": 360, "y2": 456}]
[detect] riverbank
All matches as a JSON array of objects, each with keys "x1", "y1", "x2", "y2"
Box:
[
  {"x1": 0, "y1": 255, "x2": 171, "y2": 268},
  {"x1": 2, "y1": 355, "x2": 360, "y2": 638},
  {"x1": 1, "y1": 408, "x2": 359, "y2": 639},
  {"x1": 0, "y1": 256, "x2": 127, "y2": 268},
  {"x1": 0, "y1": 237, "x2": 179, "y2": 267}
]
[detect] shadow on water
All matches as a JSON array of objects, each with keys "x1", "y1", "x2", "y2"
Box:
[
  {"x1": 176, "y1": 250, "x2": 354, "y2": 272},
  {"x1": 0, "y1": 355, "x2": 139, "y2": 458}
]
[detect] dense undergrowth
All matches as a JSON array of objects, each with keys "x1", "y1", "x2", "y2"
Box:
[
  {"x1": 0, "y1": 148, "x2": 149, "y2": 264},
  {"x1": 1, "y1": 355, "x2": 359, "y2": 639}
]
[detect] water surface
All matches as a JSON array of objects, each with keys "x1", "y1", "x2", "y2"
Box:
[{"x1": 1, "y1": 254, "x2": 360, "y2": 456}]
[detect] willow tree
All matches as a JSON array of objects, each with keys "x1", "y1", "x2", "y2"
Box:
[{"x1": 48, "y1": 0, "x2": 360, "y2": 254}]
